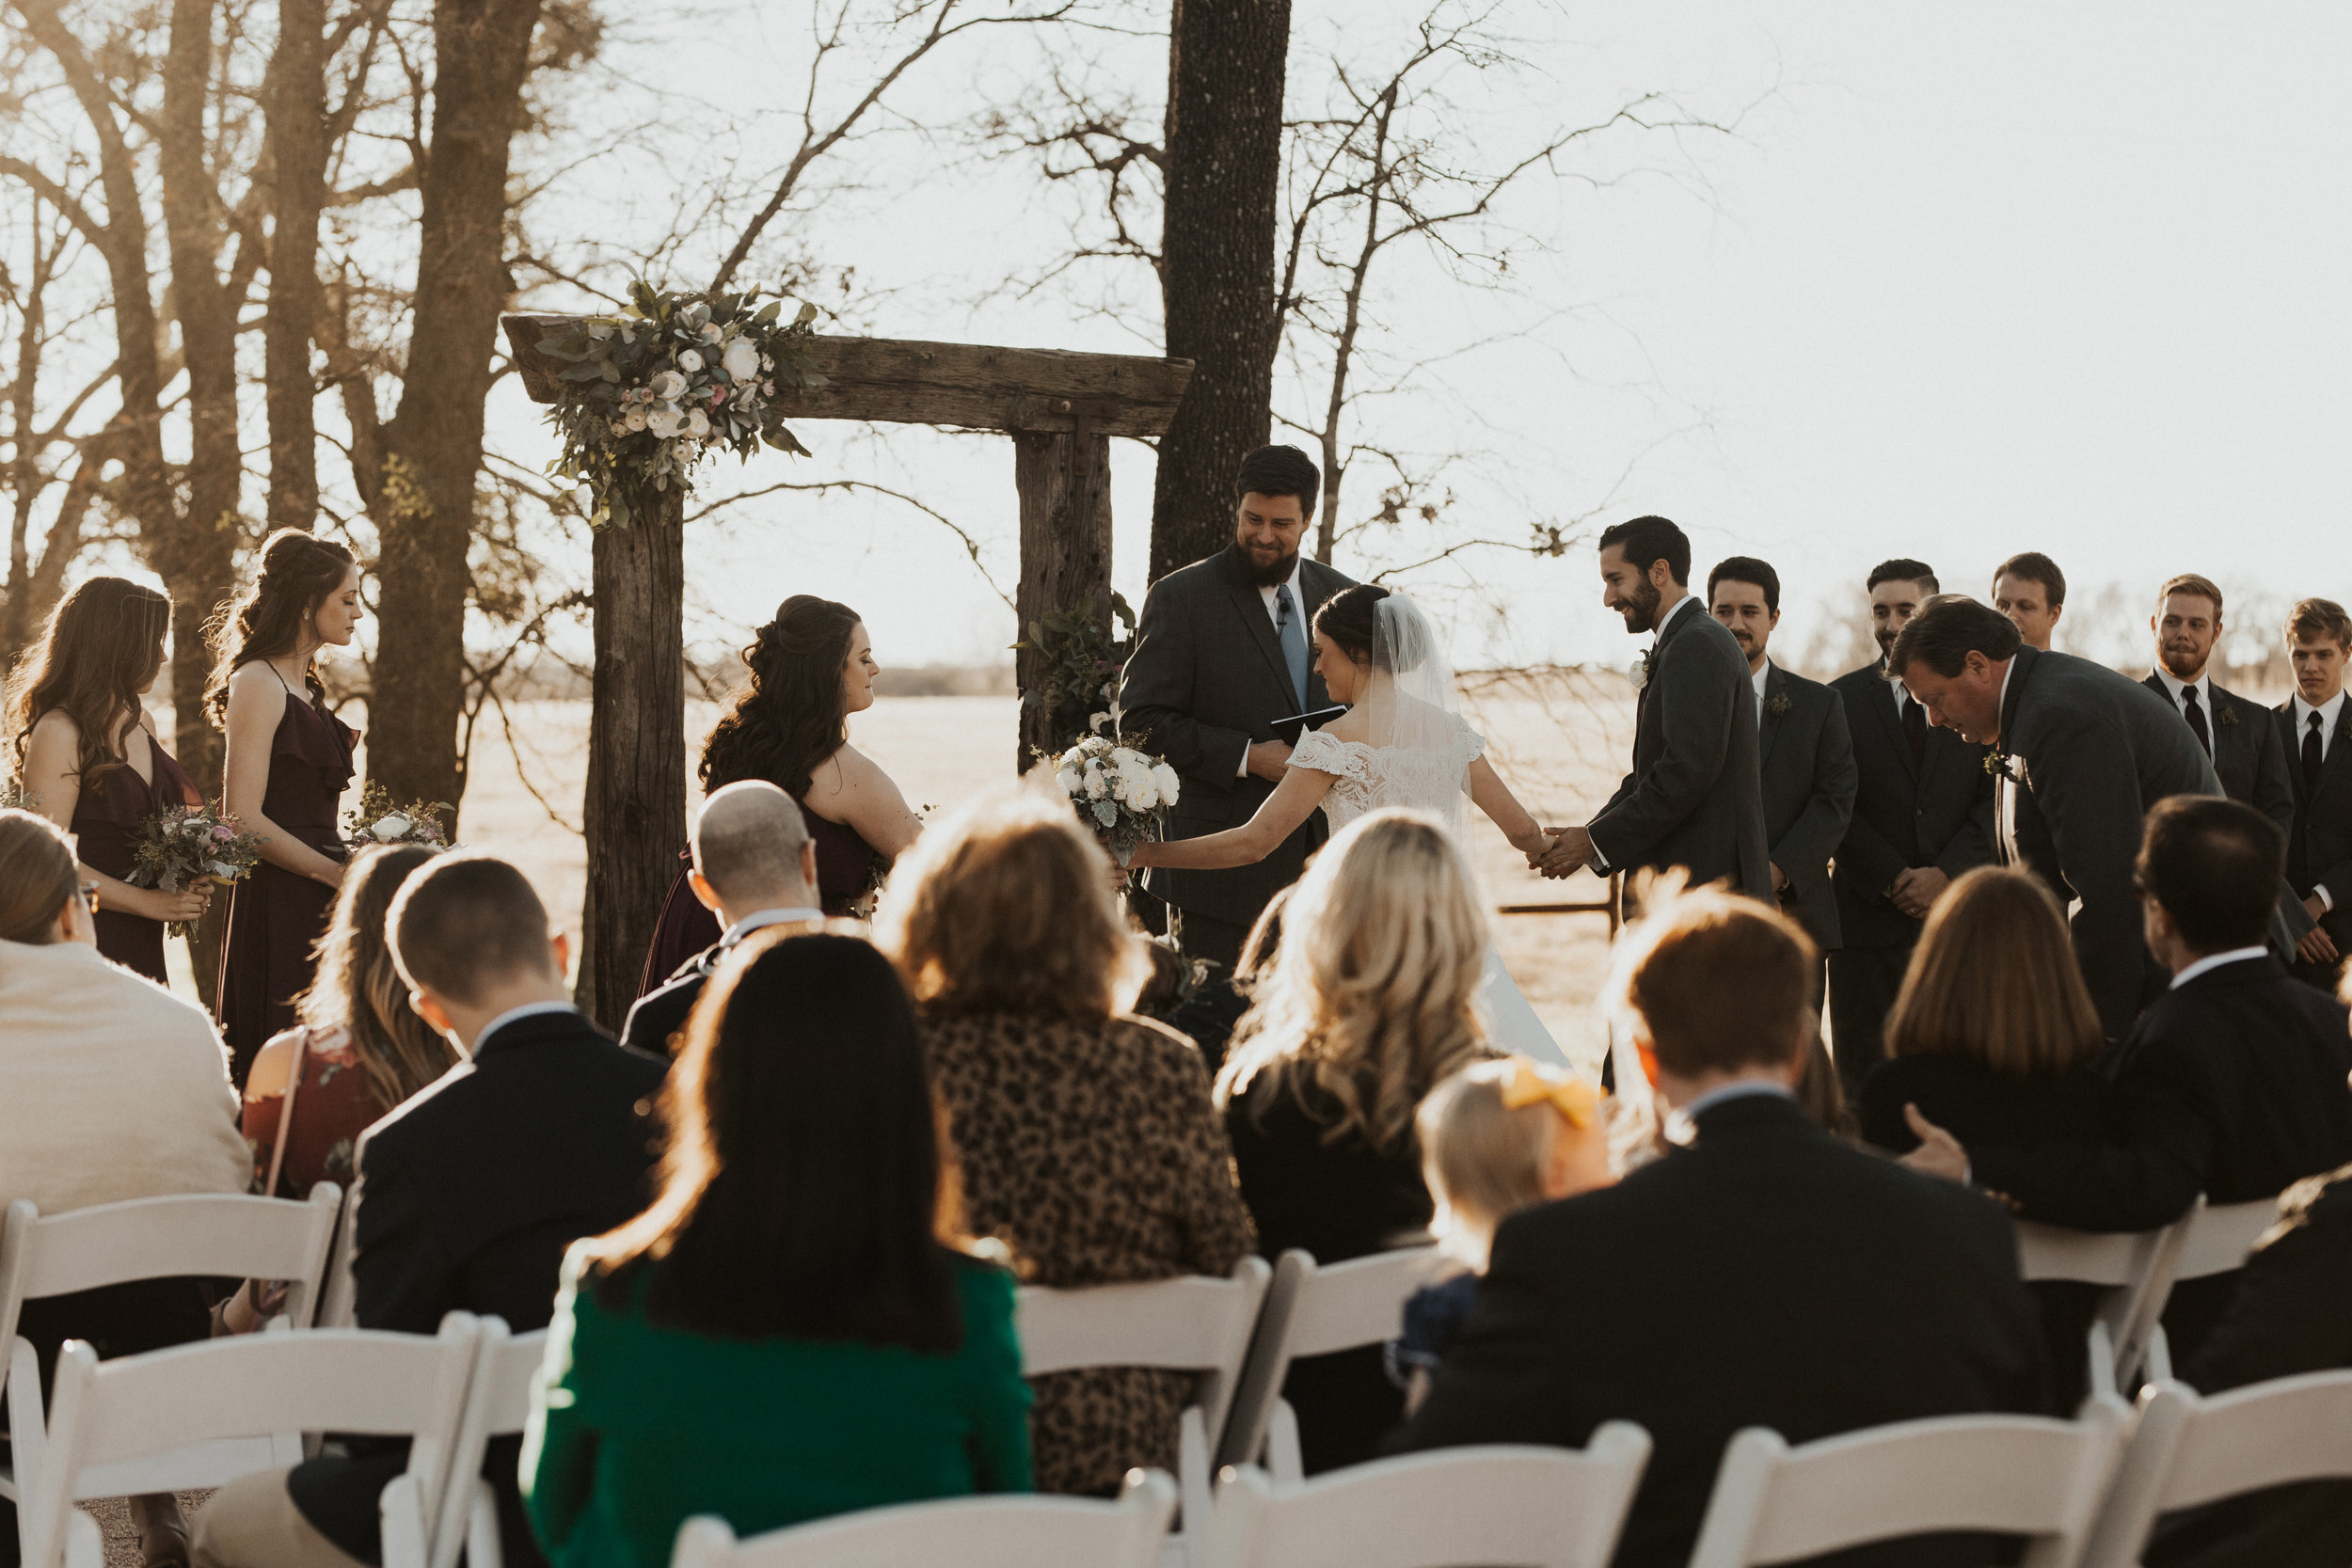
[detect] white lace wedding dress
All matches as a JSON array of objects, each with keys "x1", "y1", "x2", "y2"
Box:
[{"x1": 1288, "y1": 721, "x2": 1570, "y2": 1069}]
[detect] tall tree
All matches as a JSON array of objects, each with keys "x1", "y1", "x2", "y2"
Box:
[
  {"x1": 1148, "y1": 0, "x2": 1292, "y2": 582},
  {"x1": 263, "y1": 0, "x2": 329, "y2": 534}
]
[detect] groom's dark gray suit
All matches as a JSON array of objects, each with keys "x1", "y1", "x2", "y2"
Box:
[
  {"x1": 1588, "y1": 595, "x2": 1773, "y2": 900},
  {"x1": 1120, "y1": 544, "x2": 1356, "y2": 948}
]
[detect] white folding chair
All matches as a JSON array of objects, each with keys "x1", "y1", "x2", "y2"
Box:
[
  {"x1": 2134, "y1": 1197, "x2": 2278, "y2": 1385},
  {"x1": 11, "y1": 1313, "x2": 481, "y2": 1568},
  {"x1": 1017, "y1": 1257, "x2": 1271, "y2": 1559},
  {"x1": 1200, "y1": 1431, "x2": 1652, "y2": 1568},
  {"x1": 1215, "y1": 1246, "x2": 1445, "y2": 1479},
  {"x1": 2080, "y1": 1370, "x2": 2352, "y2": 1568},
  {"x1": 2014, "y1": 1213, "x2": 2187, "y2": 1402},
  {"x1": 1686, "y1": 1401, "x2": 2129, "y2": 1568},
  {"x1": 668, "y1": 1469, "x2": 1177, "y2": 1568},
  {"x1": 316, "y1": 1184, "x2": 363, "y2": 1329},
  {"x1": 432, "y1": 1317, "x2": 550, "y2": 1568},
  {"x1": 0, "y1": 1188, "x2": 344, "y2": 1518}
]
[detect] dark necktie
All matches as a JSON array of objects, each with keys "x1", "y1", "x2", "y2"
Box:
[
  {"x1": 1901, "y1": 692, "x2": 1927, "y2": 764},
  {"x1": 2307, "y1": 712, "x2": 2327, "y2": 800},
  {"x1": 2181, "y1": 685, "x2": 2211, "y2": 755},
  {"x1": 1274, "y1": 583, "x2": 1309, "y2": 711}
]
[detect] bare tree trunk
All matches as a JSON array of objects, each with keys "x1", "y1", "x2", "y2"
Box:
[
  {"x1": 264, "y1": 0, "x2": 326, "y2": 534},
  {"x1": 1148, "y1": 0, "x2": 1292, "y2": 583},
  {"x1": 2, "y1": 200, "x2": 55, "y2": 666},
  {"x1": 368, "y1": 0, "x2": 543, "y2": 820},
  {"x1": 1013, "y1": 429, "x2": 1115, "y2": 768},
  {"x1": 576, "y1": 491, "x2": 685, "y2": 1029}
]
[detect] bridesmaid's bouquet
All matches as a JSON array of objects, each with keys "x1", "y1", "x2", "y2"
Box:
[
  {"x1": 1044, "y1": 733, "x2": 1182, "y2": 864},
  {"x1": 342, "y1": 783, "x2": 453, "y2": 850},
  {"x1": 130, "y1": 801, "x2": 267, "y2": 935}
]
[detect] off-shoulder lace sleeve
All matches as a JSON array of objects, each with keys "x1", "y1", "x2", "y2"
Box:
[
  {"x1": 1289, "y1": 727, "x2": 1370, "y2": 783},
  {"x1": 1460, "y1": 721, "x2": 1486, "y2": 766}
]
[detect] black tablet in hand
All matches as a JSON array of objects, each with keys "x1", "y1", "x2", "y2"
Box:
[{"x1": 1270, "y1": 705, "x2": 1349, "y2": 745}]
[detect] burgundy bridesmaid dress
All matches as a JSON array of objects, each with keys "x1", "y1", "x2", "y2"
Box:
[
  {"x1": 215, "y1": 678, "x2": 357, "y2": 1085},
  {"x1": 70, "y1": 730, "x2": 203, "y2": 984},
  {"x1": 637, "y1": 808, "x2": 882, "y2": 996}
]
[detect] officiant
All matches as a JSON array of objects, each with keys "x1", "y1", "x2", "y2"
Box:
[{"x1": 1120, "y1": 446, "x2": 1358, "y2": 968}]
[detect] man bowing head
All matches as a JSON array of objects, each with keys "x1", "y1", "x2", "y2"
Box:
[{"x1": 1536, "y1": 515, "x2": 1772, "y2": 904}]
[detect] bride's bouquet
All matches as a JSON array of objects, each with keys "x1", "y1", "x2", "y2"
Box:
[
  {"x1": 342, "y1": 783, "x2": 453, "y2": 851},
  {"x1": 129, "y1": 801, "x2": 267, "y2": 935},
  {"x1": 1044, "y1": 733, "x2": 1182, "y2": 864}
]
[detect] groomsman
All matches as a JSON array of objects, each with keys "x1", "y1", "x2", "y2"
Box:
[
  {"x1": 1706, "y1": 556, "x2": 1855, "y2": 958},
  {"x1": 1893, "y1": 595, "x2": 2220, "y2": 1037},
  {"x1": 2279, "y1": 598, "x2": 2352, "y2": 987},
  {"x1": 2144, "y1": 575, "x2": 2296, "y2": 831},
  {"x1": 1826, "y1": 561, "x2": 1994, "y2": 1092},
  {"x1": 1534, "y1": 515, "x2": 1771, "y2": 900},
  {"x1": 1993, "y1": 551, "x2": 2067, "y2": 651}
]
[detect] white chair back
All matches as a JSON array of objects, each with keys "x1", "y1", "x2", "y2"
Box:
[
  {"x1": 668, "y1": 1469, "x2": 1178, "y2": 1568},
  {"x1": 2133, "y1": 1196, "x2": 2280, "y2": 1386},
  {"x1": 13, "y1": 1314, "x2": 480, "y2": 1568},
  {"x1": 1200, "y1": 1432, "x2": 1651, "y2": 1568},
  {"x1": 2080, "y1": 1371, "x2": 2352, "y2": 1568},
  {"x1": 1686, "y1": 1402, "x2": 2128, "y2": 1568},
  {"x1": 1216, "y1": 1246, "x2": 1442, "y2": 1472},
  {"x1": 434, "y1": 1319, "x2": 552, "y2": 1568},
  {"x1": 317, "y1": 1183, "x2": 363, "y2": 1328},
  {"x1": 2014, "y1": 1212, "x2": 2187, "y2": 1402}
]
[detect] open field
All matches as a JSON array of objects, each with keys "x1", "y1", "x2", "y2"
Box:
[{"x1": 167, "y1": 673, "x2": 1644, "y2": 1070}]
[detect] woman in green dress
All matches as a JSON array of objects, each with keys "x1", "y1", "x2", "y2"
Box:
[{"x1": 522, "y1": 931, "x2": 1031, "y2": 1568}]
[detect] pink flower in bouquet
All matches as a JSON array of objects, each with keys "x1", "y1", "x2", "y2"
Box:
[{"x1": 212, "y1": 823, "x2": 234, "y2": 841}]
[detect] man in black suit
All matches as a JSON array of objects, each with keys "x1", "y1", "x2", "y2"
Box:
[
  {"x1": 191, "y1": 854, "x2": 666, "y2": 1568},
  {"x1": 1827, "y1": 560, "x2": 1995, "y2": 1093},
  {"x1": 1993, "y1": 550, "x2": 2067, "y2": 652},
  {"x1": 1534, "y1": 515, "x2": 1772, "y2": 900},
  {"x1": 1120, "y1": 445, "x2": 1355, "y2": 968},
  {"x1": 622, "y1": 781, "x2": 825, "y2": 1055},
  {"x1": 2279, "y1": 597, "x2": 2352, "y2": 989},
  {"x1": 1904, "y1": 797, "x2": 2352, "y2": 1366},
  {"x1": 1393, "y1": 882, "x2": 2045, "y2": 1568},
  {"x1": 1706, "y1": 554, "x2": 1855, "y2": 958},
  {"x1": 1893, "y1": 595, "x2": 2221, "y2": 1037}
]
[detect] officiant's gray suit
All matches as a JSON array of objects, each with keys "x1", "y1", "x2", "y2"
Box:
[
  {"x1": 1120, "y1": 543, "x2": 1356, "y2": 950},
  {"x1": 1589, "y1": 595, "x2": 1773, "y2": 901}
]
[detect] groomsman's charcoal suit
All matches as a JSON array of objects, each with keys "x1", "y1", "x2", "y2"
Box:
[
  {"x1": 1121, "y1": 543, "x2": 1355, "y2": 965},
  {"x1": 1828, "y1": 662, "x2": 1994, "y2": 1086},
  {"x1": 1756, "y1": 660, "x2": 1857, "y2": 955},
  {"x1": 1588, "y1": 595, "x2": 1773, "y2": 900},
  {"x1": 2278, "y1": 695, "x2": 2352, "y2": 986},
  {"x1": 2142, "y1": 668, "x2": 2316, "y2": 960},
  {"x1": 1994, "y1": 646, "x2": 2222, "y2": 1037}
]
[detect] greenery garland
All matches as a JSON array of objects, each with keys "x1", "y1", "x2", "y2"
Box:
[{"x1": 536, "y1": 280, "x2": 824, "y2": 528}]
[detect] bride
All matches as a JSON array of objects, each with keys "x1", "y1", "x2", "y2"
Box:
[{"x1": 1125, "y1": 585, "x2": 1572, "y2": 1068}]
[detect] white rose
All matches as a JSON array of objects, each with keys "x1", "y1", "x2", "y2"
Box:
[
  {"x1": 1152, "y1": 765, "x2": 1181, "y2": 806},
  {"x1": 372, "y1": 814, "x2": 413, "y2": 841},
  {"x1": 722, "y1": 339, "x2": 761, "y2": 382},
  {"x1": 686, "y1": 407, "x2": 710, "y2": 438},
  {"x1": 1056, "y1": 766, "x2": 1083, "y2": 798},
  {"x1": 675, "y1": 348, "x2": 706, "y2": 374},
  {"x1": 1083, "y1": 765, "x2": 1108, "y2": 800},
  {"x1": 623, "y1": 406, "x2": 648, "y2": 432},
  {"x1": 645, "y1": 404, "x2": 685, "y2": 438},
  {"x1": 700, "y1": 322, "x2": 723, "y2": 342},
  {"x1": 650, "y1": 370, "x2": 687, "y2": 402},
  {"x1": 1111, "y1": 747, "x2": 1147, "y2": 770}
]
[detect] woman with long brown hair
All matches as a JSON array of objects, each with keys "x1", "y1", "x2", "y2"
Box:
[
  {"x1": 208, "y1": 529, "x2": 364, "y2": 1084},
  {"x1": 8, "y1": 577, "x2": 211, "y2": 982},
  {"x1": 638, "y1": 594, "x2": 923, "y2": 990}
]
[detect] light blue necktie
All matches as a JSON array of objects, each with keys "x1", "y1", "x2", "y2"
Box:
[{"x1": 1275, "y1": 584, "x2": 1310, "y2": 710}]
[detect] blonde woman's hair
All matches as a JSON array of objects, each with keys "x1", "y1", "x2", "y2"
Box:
[
  {"x1": 1883, "y1": 865, "x2": 2103, "y2": 1080},
  {"x1": 292, "y1": 844, "x2": 460, "y2": 1113},
  {"x1": 1216, "y1": 809, "x2": 1491, "y2": 1152},
  {"x1": 875, "y1": 784, "x2": 1146, "y2": 1023}
]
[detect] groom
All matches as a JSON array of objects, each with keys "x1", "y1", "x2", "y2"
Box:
[{"x1": 1120, "y1": 445, "x2": 1357, "y2": 967}]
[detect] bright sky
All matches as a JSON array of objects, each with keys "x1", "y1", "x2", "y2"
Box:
[{"x1": 493, "y1": 0, "x2": 2352, "y2": 680}]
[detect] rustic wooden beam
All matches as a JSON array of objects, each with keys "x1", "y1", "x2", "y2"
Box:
[
  {"x1": 1012, "y1": 430, "x2": 1115, "y2": 770},
  {"x1": 501, "y1": 315, "x2": 1193, "y2": 438}
]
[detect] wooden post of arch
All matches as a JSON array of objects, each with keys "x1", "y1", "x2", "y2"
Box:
[{"x1": 503, "y1": 317, "x2": 1191, "y2": 1026}]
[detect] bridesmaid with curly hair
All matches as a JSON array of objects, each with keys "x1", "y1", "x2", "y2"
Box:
[
  {"x1": 8, "y1": 577, "x2": 211, "y2": 982},
  {"x1": 208, "y1": 529, "x2": 364, "y2": 1085},
  {"x1": 638, "y1": 595, "x2": 923, "y2": 992}
]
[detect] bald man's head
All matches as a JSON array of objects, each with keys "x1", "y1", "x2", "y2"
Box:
[{"x1": 691, "y1": 782, "x2": 817, "y2": 920}]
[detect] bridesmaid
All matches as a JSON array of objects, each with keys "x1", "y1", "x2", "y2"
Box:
[
  {"x1": 639, "y1": 595, "x2": 923, "y2": 992},
  {"x1": 208, "y1": 530, "x2": 364, "y2": 1085},
  {"x1": 8, "y1": 577, "x2": 212, "y2": 983}
]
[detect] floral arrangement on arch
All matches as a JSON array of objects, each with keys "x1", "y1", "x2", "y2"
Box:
[{"x1": 535, "y1": 280, "x2": 825, "y2": 529}]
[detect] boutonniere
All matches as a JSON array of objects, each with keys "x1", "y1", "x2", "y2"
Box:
[
  {"x1": 1629, "y1": 650, "x2": 1655, "y2": 693},
  {"x1": 2217, "y1": 704, "x2": 2239, "y2": 728},
  {"x1": 1764, "y1": 692, "x2": 1794, "y2": 719},
  {"x1": 1983, "y1": 748, "x2": 2020, "y2": 782}
]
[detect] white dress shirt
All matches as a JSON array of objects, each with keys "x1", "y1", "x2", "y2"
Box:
[
  {"x1": 1751, "y1": 659, "x2": 1772, "y2": 721},
  {"x1": 720, "y1": 905, "x2": 826, "y2": 945},
  {"x1": 2169, "y1": 946, "x2": 2268, "y2": 990},
  {"x1": 1239, "y1": 556, "x2": 1311, "y2": 777},
  {"x1": 1586, "y1": 594, "x2": 1702, "y2": 872},
  {"x1": 2152, "y1": 664, "x2": 2213, "y2": 720},
  {"x1": 472, "y1": 1000, "x2": 579, "y2": 1056}
]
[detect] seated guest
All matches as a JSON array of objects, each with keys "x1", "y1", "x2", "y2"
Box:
[
  {"x1": 1905, "y1": 797, "x2": 2352, "y2": 1364},
  {"x1": 1217, "y1": 809, "x2": 1495, "y2": 1472},
  {"x1": 0, "y1": 808, "x2": 248, "y2": 1568},
  {"x1": 1860, "y1": 866, "x2": 2107, "y2": 1156},
  {"x1": 1394, "y1": 874, "x2": 2046, "y2": 1568},
  {"x1": 191, "y1": 854, "x2": 666, "y2": 1568},
  {"x1": 875, "y1": 790, "x2": 1253, "y2": 1495},
  {"x1": 622, "y1": 782, "x2": 823, "y2": 1056},
  {"x1": 526, "y1": 933, "x2": 1031, "y2": 1568}
]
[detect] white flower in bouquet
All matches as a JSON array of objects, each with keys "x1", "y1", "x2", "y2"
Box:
[
  {"x1": 371, "y1": 814, "x2": 414, "y2": 842},
  {"x1": 623, "y1": 406, "x2": 648, "y2": 432},
  {"x1": 722, "y1": 339, "x2": 761, "y2": 382},
  {"x1": 676, "y1": 348, "x2": 706, "y2": 374},
  {"x1": 1083, "y1": 764, "x2": 1108, "y2": 800},
  {"x1": 699, "y1": 322, "x2": 723, "y2": 343},
  {"x1": 645, "y1": 404, "x2": 685, "y2": 438},
  {"x1": 685, "y1": 407, "x2": 711, "y2": 438},
  {"x1": 1152, "y1": 764, "x2": 1182, "y2": 807},
  {"x1": 650, "y1": 369, "x2": 688, "y2": 402}
]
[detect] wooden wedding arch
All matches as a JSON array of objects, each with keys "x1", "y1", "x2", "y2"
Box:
[{"x1": 501, "y1": 315, "x2": 1193, "y2": 1025}]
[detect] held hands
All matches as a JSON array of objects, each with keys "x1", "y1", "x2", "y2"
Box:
[
  {"x1": 1899, "y1": 1104, "x2": 1970, "y2": 1183},
  {"x1": 1888, "y1": 865, "x2": 1951, "y2": 920},
  {"x1": 1531, "y1": 826, "x2": 1595, "y2": 879},
  {"x1": 1245, "y1": 738, "x2": 1295, "y2": 782}
]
